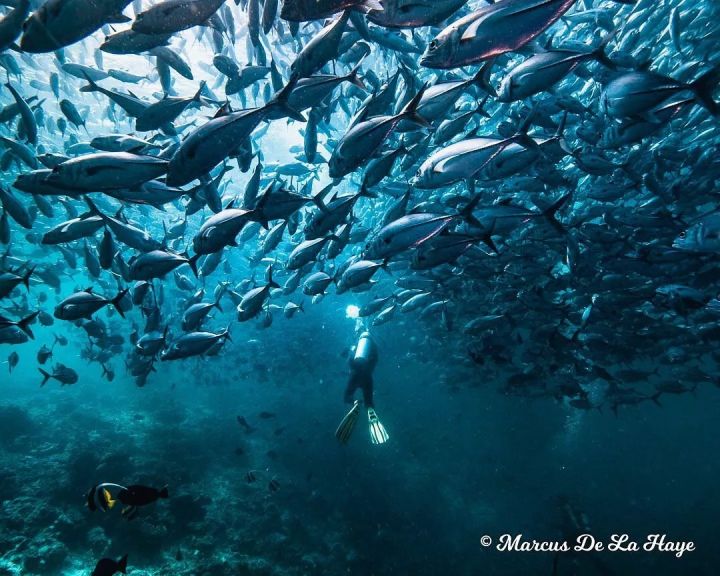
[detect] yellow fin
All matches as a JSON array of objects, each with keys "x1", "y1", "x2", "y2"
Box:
[{"x1": 103, "y1": 488, "x2": 116, "y2": 509}]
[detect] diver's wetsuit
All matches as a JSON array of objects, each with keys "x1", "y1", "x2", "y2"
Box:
[{"x1": 344, "y1": 333, "x2": 378, "y2": 408}]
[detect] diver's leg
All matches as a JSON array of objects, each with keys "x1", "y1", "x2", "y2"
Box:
[
  {"x1": 344, "y1": 376, "x2": 359, "y2": 404},
  {"x1": 361, "y1": 379, "x2": 374, "y2": 409}
]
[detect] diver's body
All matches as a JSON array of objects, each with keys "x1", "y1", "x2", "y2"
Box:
[
  {"x1": 336, "y1": 331, "x2": 389, "y2": 445},
  {"x1": 344, "y1": 331, "x2": 378, "y2": 407}
]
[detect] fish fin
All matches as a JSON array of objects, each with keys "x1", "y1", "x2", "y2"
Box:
[
  {"x1": 266, "y1": 76, "x2": 306, "y2": 122},
  {"x1": 380, "y1": 258, "x2": 393, "y2": 276},
  {"x1": 83, "y1": 197, "x2": 107, "y2": 221},
  {"x1": 78, "y1": 71, "x2": 100, "y2": 92},
  {"x1": 18, "y1": 310, "x2": 38, "y2": 339},
  {"x1": 111, "y1": 289, "x2": 129, "y2": 318},
  {"x1": 193, "y1": 81, "x2": 207, "y2": 103},
  {"x1": 39, "y1": 368, "x2": 51, "y2": 386},
  {"x1": 399, "y1": 83, "x2": 430, "y2": 128},
  {"x1": 106, "y1": 12, "x2": 131, "y2": 24},
  {"x1": 458, "y1": 194, "x2": 482, "y2": 228},
  {"x1": 104, "y1": 488, "x2": 117, "y2": 509},
  {"x1": 21, "y1": 265, "x2": 34, "y2": 290},
  {"x1": 265, "y1": 266, "x2": 280, "y2": 289},
  {"x1": 117, "y1": 553, "x2": 128, "y2": 573},
  {"x1": 689, "y1": 66, "x2": 720, "y2": 116},
  {"x1": 359, "y1": 182, "x2": 378, "y2": 199},
  {"x1": 184, "y1": 251, "x2": 199, "y2": 277},
  {"x1": 471, "y1": 58, "x2": 497, "y2": 96},
  {"x1": 593, "y1": 27, "x2": 617, "y2": 70},
  {"x1": 346, "y1": 60, "x2": 366, "y2": 91},
  {"x1": 357, "y1": 0, "x2": 383, "y2": 13},
  {"x1": 539, "y1": 192, "x2": 571, "y2": 234}
]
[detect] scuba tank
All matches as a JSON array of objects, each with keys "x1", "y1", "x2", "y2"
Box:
[{"x1": 353, "y1": 331, "x2": 377, "y2": 370}]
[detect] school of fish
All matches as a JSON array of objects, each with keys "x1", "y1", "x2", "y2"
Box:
[{"x1": 2, "y1": 0, "x2": 720, "y2": 461}]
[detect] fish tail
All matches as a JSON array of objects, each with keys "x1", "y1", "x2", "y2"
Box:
[
  {"x1": 358, "y1": 182, "x2": 378, "y2": 199},
  {"x1": 476, "y1": 94, "x2": 492, "y2": 118},
  {"x1": 349, "y1": 10, "x2": 370, "y2": 41},
  {"x1": 540, "y1": 192, "x2": 572, "y2": 235},
  {"x1": 17, "y1": 310, "x2": 38, "y2": 339},
  {"x1": 511, "y1": 105, "x2": 541, "y2": 151},
  {"x1": 355, "y1": 0, "x2": 383, "y2": 14},
  {"x1": 78, "y1": 72, "x2": 99, "y2": 93},
  {"x1": 458, "y1": 194, "x2": 482, "y2": 228},
  {"x1": 346, "y1": 60, "x2": 366, "y2": 91},
  {"x1": 221, "y1": 325, "x2": 233, "y2": 342},
  {"x1": 117, "y1": 554, "x2": 128, "y2": 574},
  {"x1": 21, "y1": 265, "x2": 34, "y2": 290},
  {"x1": 593, "y1": 27, "x2": 618, "y2": 70},
  {"x1": 472, "y1": 58, "x2": 496, "y2": 96},
  {"x1": 399, "y1": 83, "x2": 430, "y2": 128},
  {"x1": 651, "y1": 392, "x2": 662, "y2": 406},
  {"x1": 265, "y1": 266, "x2": 280, "y2": 289},
  {"x1": 39, "y1": 367, "x2": 51, "y2": 387},
  {"x1": 111, "y1": 289, "x2": 129, "y2": 318},
  {"x1": 214, "y1": 293, "x2": 224, "y2": 312},
  {"x1": 689, "y1": 66, "x2": 720, "y2": 116},
  {"x1": 185, "y1": 252, "x2": 199, "y2": 278},
  {"x1": 476, "y1": 219, "x2": 499, "y2": 254},
  {"x1": 193, "y1": 81, "x2": 206, "y2": 102},
  {"x1": 266, "y1": 76, "x2": 306, "y2": 122},
  {"x1": 380, "y1": 258, "x2": 393, "y2": 276},
  {"x1": 83, "y1": 197, "x2": 107, "y2": 221}
]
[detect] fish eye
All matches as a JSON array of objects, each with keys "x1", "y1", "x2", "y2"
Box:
[
  {"x1": 679, "y1": 232, "x2": 686, "y2": 239},
  {"x1": 429, "y1": 40, "x2": 438, "y2": 50}
]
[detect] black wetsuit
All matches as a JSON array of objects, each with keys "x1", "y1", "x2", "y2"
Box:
[{"x1": 344, "y1": 345, "x2": 378, "y2": 408}]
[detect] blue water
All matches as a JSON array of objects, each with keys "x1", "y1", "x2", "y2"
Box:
[{"x1": 2, "y1": 0, "x2": 720, "y2": 574}]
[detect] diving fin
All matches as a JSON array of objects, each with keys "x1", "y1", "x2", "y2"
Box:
[
  {"x1": 335, "y1": 400, "x2": 360, "y2": 444},
  {"x1": 367, "y1": 408, "x2": 389, "y2": 445}
]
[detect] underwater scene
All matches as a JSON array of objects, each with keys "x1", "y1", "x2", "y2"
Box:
[{"x1": 1, "y1": 0, "x2": 720, "y2": 574}]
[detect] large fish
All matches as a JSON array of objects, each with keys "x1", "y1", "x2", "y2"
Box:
[
  {"x1": 329, "y1": 85, "x2": 429, "y2": 177},
  {"x1": 603, "y1": 67, "x2": 720, "y2": 118},
  {"x1": 421, "y1": 0, "x2": 577, "y2": 69},
  {"x1": 48, "y1": 153, "x2": 168, "y2": 191},
  {"x1": 0, "y1": 0, "x2": 30, "y2": 52},
  {"x1": 21, "y1": 0, "x2": 133, "y2": 53},
  {"x1": 166, "y1": 81, "x2": 304, "y2": 187},
  {"x1": 280, "y1": 0, "x2": 381, "y2": 22},
  {"x1": 367, "y1": 0, "x2": 466, "y2": 28},
  {"x1": 133, "y1": 0, "x2": 227, "y2": 35}
]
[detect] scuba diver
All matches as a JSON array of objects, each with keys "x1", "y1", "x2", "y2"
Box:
[{"x1": 335, "y1": 331, "x2": 390, "y2": 445}]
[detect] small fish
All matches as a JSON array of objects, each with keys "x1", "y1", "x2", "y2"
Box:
[
  {"x1": 39, "y1": 363, "x2": 78, "y2": 386},
  {"x1": 37, "y1": 344, "x2": 52, "y2": 365},
  {"x1": 7, "y1": 350, "x2": 19, "y2": 372},
  {"x1": 91, "y1": 554, "x2": 128, "y2": 576}
]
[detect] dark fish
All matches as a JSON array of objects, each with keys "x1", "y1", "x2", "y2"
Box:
[
  {"x1": 39, "y1": 363, "x2": 78, "y2": 386},
  {"x1": 421, "y1": 0, "x2": 577, "y2": 69},
  {"x1": 118, "y1": 484, "x2": 169, "y2": 507},
  {"x1": 91, "y1": 554, "x2": 128, "y2": 576}
]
